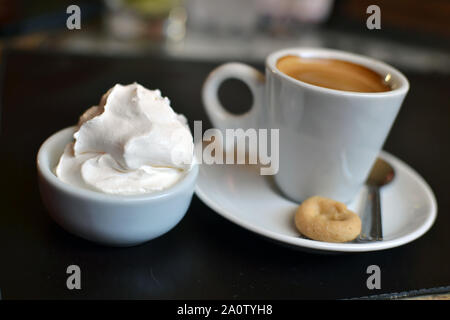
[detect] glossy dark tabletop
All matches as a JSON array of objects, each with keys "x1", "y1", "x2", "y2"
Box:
[{"x1": 0, "y1": 49, "x2": 449, "y2": 299}]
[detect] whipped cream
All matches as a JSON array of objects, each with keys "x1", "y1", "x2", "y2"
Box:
[{"x1": 55, "y1": 83, "x2": 194, "y2": 195}]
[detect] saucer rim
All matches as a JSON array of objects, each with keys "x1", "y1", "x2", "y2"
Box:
[{"x1": 195, "y1": 151, "x2": 438, "y2": 253}]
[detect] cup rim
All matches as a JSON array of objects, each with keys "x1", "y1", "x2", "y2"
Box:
[
  {"x1": 37, "y1": 126, "x2": 199, "y2": 203},
  {"x1": 266, "y1": 47, "x2": 409, "y2": 98}
]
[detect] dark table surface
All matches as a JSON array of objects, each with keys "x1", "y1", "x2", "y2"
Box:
[{"x1": 0, "y1": 49, "x2": 449, "y2": 299}]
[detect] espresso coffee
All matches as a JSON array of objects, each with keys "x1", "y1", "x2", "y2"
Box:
[{"x1": 276, "y1": 55, "x2": 391, "y2": 93}]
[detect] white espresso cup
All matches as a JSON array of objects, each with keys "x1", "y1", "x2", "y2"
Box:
[{"x1": 202, "y1": 48, "x2": 409, "y2": 203}]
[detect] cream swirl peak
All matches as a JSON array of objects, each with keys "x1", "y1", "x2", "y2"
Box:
[{"x1": 55, "y1": 83, "x2": 194, "y2": 195}]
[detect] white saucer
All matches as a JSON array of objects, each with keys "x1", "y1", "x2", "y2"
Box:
[{"x1": 195, "y1": 151, "x2": 437, "y2": 253}]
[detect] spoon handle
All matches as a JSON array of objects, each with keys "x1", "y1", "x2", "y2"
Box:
[
  {"x1": 363, "y1": 185, "x2": 383, "y2": 241},
  {"x1": 370, "y1": 186, "x2": 383, "y2": 241}
]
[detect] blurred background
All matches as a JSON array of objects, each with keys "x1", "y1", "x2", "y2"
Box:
[{"x1": 0, "y1": 0, "x2": 449, "y2": 72}]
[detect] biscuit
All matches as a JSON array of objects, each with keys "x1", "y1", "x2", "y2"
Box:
[{"x1": 295, "y1": 196, "x2": 361, "y2": 243}]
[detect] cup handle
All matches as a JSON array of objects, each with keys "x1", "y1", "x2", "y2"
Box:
[{"x1": 202, "y1": 63, "x2": 265, "y2": 132}]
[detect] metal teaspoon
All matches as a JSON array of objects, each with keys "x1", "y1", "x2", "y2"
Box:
[{"x1": 358, "y1": 158, "x2": 395, "y2": 242}]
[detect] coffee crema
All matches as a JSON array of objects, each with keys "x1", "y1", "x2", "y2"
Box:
[{"x1": 276, "y1": 55, "x2": 391, "y2": 93}]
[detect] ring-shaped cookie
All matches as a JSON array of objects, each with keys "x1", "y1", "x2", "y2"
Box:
[{"x1": 295, "y1": 196, "x2": 362, "y2": 243}]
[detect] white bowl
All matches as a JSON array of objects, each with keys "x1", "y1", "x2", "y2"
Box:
[{"x1": 37, "y1": 126, "x2": 198, "y2": 247}]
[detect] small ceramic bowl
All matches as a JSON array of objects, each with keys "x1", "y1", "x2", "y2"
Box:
[{"x1": 37, "y1": 126, "x2": 198, "y2": 247}]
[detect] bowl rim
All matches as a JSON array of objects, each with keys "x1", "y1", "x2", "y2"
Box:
[{"x1": 37, "y1": 126, "x2": 199, "y2": 203}]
